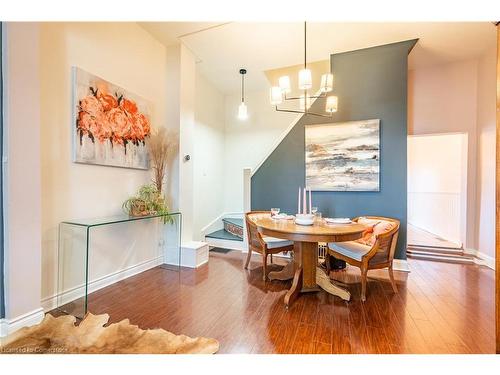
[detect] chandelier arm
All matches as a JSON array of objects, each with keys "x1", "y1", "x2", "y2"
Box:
[
  {"x1": 283, "y1": 93, "x2": 327, "y2": 101},
  {"x1": 275, "y1": 106, "x2": 333, "y2": 118}
]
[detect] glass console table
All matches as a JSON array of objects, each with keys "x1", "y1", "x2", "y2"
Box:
[{"x1": 57, "y1": 212, "x2": 182, "y2": 318}]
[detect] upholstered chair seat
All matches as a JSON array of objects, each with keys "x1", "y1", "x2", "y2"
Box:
[
  {"x1": 263, "y1": 237, "x2": 294, "y2": 249},
  {"x1": 327, "y1": 241, "x2": 371, "y2": 261}
]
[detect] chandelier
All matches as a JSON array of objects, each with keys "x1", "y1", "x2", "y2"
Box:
[{"x1": 269, "y1": 22, "x2": 338, "y2": 118}]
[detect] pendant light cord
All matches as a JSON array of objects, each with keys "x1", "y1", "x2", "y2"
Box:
[
  {"x1": 304, "y1": 21, "x2": 307, "y2": 113},
  {"x1": 304, "y1": 21, "x2": 307, "y2": 70}
]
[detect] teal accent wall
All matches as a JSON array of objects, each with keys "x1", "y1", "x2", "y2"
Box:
[{"x1": 251, "y1": 40, "x2": 417, "y2": 259}]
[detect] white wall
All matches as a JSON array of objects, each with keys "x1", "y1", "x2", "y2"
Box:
[
  {"x1": 408, "y1": 134, "x2": 467, "y2": 246},
  {"x1": 475, "y1": 46, "x2": 497, "y2": 259},
  {"x1": 408, "y1": 60, "x2": 478, "y2": 249},
  {"x1": 223, "y1": 89, "x2": 296, "y2": 212},
  {"x1": 3, "y1": 23, "x2": 43, "y2": 320},
  {"x1": 39, "y1": 23, "x2": 170, "y2": 308},
  {"x1": 193, "y1": 70, "x2": 225, "y2": 240}
]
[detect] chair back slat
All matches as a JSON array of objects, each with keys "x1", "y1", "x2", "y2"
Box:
[{"x1": 245, "y1": 211, "x2": 270, "y2": 252}]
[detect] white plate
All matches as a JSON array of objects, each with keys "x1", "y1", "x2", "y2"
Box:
[
  {"x1": 325, "y1": 218, "x2": 352, "y2": 224},
  {"x1": 272, "y1": 214, "x2": 287, "y2": 220}
]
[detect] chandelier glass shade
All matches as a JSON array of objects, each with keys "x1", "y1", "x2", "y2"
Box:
[
  {"x1": 270, "y1": 22, "x2": 338, "y2": 118},
  {"x1": 238, "y1": 68, "x2": 248, "y2": 120}
]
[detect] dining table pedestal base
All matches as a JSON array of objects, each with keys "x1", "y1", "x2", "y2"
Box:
[
  {"x1": 315, "y1": 266, "x2": 351, "y2": 301},
  {"x1": 282, "y1": 241, "x2": 351, "y2": 308},
  {"x1": 268, "y1": 258, "x2": 295, "y2": 281}
]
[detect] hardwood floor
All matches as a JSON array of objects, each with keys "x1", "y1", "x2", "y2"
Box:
[{"x1": 58, "y1": 250, "x2": 495, "y2": 354}]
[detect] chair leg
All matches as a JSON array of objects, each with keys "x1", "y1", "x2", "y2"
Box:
[
  {"x1": 262, "y1": 253, "x2": 268, "y2": 281},
  {"x1": 325, "y1": 252, "x2": 331, "y2": 277},
  {"x1": 244, "y1": 247, "x2": 253, "y2": 270},
  {"x1": 270, "y1": 254, "x2": 273, "y2": 264},
  {"x1": 361, "y1": 266, "x2": 368, "y2": 302},
  {"x1": 388, "y1": 265, "x2": 398, "y2": 293}
]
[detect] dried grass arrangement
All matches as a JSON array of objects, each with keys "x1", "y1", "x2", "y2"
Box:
[{"x1": 147, "y1": 127, "x2": 178, "y2": 194}]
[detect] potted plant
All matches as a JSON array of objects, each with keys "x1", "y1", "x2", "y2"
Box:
[{"x1": 122, "y1": 184, "x2": 174, "y2": 224}]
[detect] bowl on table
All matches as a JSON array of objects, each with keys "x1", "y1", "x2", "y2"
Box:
[{"x1": 295, "y1": 213, "x2": 315, "y2": 226}]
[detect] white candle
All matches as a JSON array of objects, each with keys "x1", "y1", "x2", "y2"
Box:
[
  {"x1": 297, "y1": 187, "x2": 301, "y2": 214},
  {"x1": 303, "y1": 187, "x2": 307, "y2": 214},
  {"x1": 309, "y1": 188, "x2": 312, "y2": 214}
]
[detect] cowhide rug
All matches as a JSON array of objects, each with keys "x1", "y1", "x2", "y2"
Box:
[{"x1": 0, "y1": 313, "x2": 219, "y2": 354}]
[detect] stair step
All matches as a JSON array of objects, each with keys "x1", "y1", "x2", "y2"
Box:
[
  {"x1": 222, "y1": 217, "x2": 243, "y2": 228},
  {"x1": 407, "y1": 252, "x2": 475, "y2": 264},
  {"x1": 205, "y1": 229, "x2": 243, "y2": 242},
  {"x1": 407, "y1": 249, "x2": 474, "y2": 259},
  {"x1": 222, "y1": 218, "x2": 243, "y2": 239},
  {"x1": 407, "y1": 245, "x2": 465, "y2": 256}
]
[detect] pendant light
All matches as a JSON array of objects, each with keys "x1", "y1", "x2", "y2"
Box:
[
  {"x1": 238, "y1": 68, "x2": 248, "y2": 120},
  {"x1": 270, "y1": 22, "x2": 338, "y2": 117}
]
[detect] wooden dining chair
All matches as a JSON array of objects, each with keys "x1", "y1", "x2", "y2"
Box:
[
  {"x1": 244, "y1": 211, "x2": 295, "y2": 281},
  {"x1": 326, "y1": 216, "x2": 400, "y2": 302}
]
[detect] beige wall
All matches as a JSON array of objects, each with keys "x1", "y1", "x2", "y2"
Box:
[
  {"x1": 475, "y1": 46, "x2": 497, "y2": 259},
  {"x1": 223, "y1": 89, "x2": 297, "y2": 212},
  {"x1": 408, "y1": 60, "x2": 479, "y2": 250},
  {"x1": 409, "y1": 55, "x2": 497, "y2": 258},
  {"x1": 39, "y1": 23, "x2": 169, "y2": 306},
  {"x1": 193, "y1": 70, "x2": 225, "y2": 239},
  {"x1": 3, "y1": 23, "x2": 43, "y2": 320}
]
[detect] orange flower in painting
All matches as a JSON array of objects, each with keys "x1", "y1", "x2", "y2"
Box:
[
  {"x1": 133, "y1": 113, "x2": 151, "y2": 139},
  {"x1": 77, "y1": 86, "x2": 151, "y2": 149},
  {"x1": 130, "y1": 121, "x2": 145, "y2": 141},
  {"x1": 77, "y1": 111, "x2": 95, "y2": 135},
  {"x1": 120, "y1": 98, "x2": 138, "y2": 115},
  {"x1": 107, "y1": 107, "x2": 131, "y2": 144},
  {"x1": 79, "y1": 95, "x2": 102, "y2": 117},
  {"x1": 93, "y1": 112, "x2": 112, "y2": 142},
  {"x1": 98, "y1": 94, "x2": 118, "y2": 112}
]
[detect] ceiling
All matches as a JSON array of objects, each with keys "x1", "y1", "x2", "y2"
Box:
[{"x1": 139, "y1": 22, "x2": 496, "y2": 95}]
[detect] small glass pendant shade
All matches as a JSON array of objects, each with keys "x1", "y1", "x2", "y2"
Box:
[
  {"x1": 325, "y1": 96, "x2": 338, "y2": 113},
  {"x1": 278, "y1": 76, "x2": 291, "y2": 94},
  {"x1": 270, "y1": 86, "x2": 283, "y2": 105},
  {"x1": 299, "y1": 94, "x2": 312, "y2": 110},
  {"x1": 298, "y1": 69, "x2": 312, "y2": 90},
  {"x1": 238, "y1": 102, "x2": 248, "y2": 120},
  {"x1": 320, "y1": 73, "x2": 333, "y2": 93}
]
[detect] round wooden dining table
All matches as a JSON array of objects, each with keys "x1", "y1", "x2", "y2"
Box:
[{"x1": 253, "y1": 216, "x2": 366, "y2": 307}]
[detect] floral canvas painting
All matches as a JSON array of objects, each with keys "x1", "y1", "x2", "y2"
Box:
[
  {"x1": 305, "y1": 119, "x2": 380, "y2": 191},
  {"x1": 73, "y1": 67, "x2": 152, "y2": 169}
]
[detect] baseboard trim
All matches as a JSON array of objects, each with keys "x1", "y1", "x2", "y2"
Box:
[
  {"x1": 393, "y1": 259, "x2": 410, "y2": 272},
  {"x1": 41, "y1": 256, "x2": 164, "y2": 312},
  {"x1": 0, "y1": 307, "x2": 45, "y2": 337},
  {"x1": 463, "y1": 248, "x2": 495, "y2": 270}
]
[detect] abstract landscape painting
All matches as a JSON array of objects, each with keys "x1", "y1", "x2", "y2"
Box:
[
  {"x1": 305, "y1": 119, "x2": 380, "y2": 191},
  {"x1": 73, "y1": 67, "x2": 152, "y2": 169}
]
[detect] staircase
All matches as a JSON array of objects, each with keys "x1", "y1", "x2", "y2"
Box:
[
  {"x1": 205, "y1": 217, "x2": 245, "y2": 251},
  {"x1": 406, "y1": 244, "x2": 475, "y2": 264}
]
